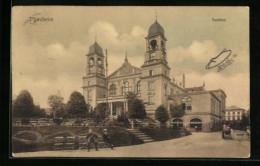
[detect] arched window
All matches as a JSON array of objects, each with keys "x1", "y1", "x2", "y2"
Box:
[
  {"x1": 97, "y1": 58, "x2": 102, "y2": 65},
  {"x1": 123, "y1": 81, "x2": 129, "y2": 94},
  {"x1": 172, "y1": 119, "x2": 183, "y2": 129},
  {"x1": 136, "y1": 81, "x2": 141, "y2": 94},
  {"x1": 150, "y1": 40, "x2": 157, "y2": 51},
  {"x1": 89, "y1": 57, "x2": 94, "y2": 66},
  {"x1": 190, "y1": 118, "x2": 202, "y2": 131},
  {"x1": 109, "y1": 84, "x2": 116, "y2": 96}
]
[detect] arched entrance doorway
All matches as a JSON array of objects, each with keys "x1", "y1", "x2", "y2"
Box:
[
  {"x1": 171, "y1": 119, "x2": 183, "y2": 129},
  {"x1": 190, "y1": 118, "x2": 202, "y2": 132}
]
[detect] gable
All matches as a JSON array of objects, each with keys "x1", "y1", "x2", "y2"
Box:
[{"x1": 108, "y1": 63, "x2": 141, "y2": 79}]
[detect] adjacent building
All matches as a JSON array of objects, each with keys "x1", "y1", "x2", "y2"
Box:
[
  {"x1": 82, "y1": 18, "x2": 226, "y2": 132},
  {"x1": 225, "y1": 106, "x2": 246, "y2": 122}
]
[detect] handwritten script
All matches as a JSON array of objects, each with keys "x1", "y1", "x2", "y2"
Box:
[
  {"x1": 206, "y1": 48, "x2": 237, "y2": 72},
  {"x1": 24, "y1": 13, "x2": 53, "y2": 25}
]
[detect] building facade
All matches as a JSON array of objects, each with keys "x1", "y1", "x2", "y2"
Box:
[
  {"x1": 225, "y1": 106, "x2": 246, "y2": 122},
  {"x1": 82, "y1": 19, "x2": 226, "y2": 132}
]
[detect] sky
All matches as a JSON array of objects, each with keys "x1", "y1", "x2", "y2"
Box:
[{"x1": 12, "y1": 6, "x2": 249, "y2": 109}]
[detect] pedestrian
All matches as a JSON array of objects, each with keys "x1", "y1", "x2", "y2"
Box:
[
  {"x1": 103, "y1": 128, "x2": 114, "y2": 150},
  {"x1": 86, "y1": 128, "x2": 98, "y2": 152},
  {"x1": 222, "y1": 122, "x2": 227, "y2": 139},
  {"x1": 195, "y1": 125, "x2": 198, "y2": 133}
]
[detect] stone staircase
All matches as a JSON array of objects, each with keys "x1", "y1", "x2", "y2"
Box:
[{"x1": 127, "y1": 129, "x2": 154, "y2": 143}]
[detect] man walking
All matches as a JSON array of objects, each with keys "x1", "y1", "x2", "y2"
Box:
[
  {"x1": 103, "y1": 128, "x2": 114, "y2": 150},
  {"x1": 86, "y1": 128, "x2": 98, "y2": 152}
]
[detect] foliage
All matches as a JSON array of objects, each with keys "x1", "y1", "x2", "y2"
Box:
[
  {"x1": 93, "y1": 103, "x2": 107, "y2": 122},
  {"x1": 13, "y1": 90, "x2": 35, "y2": 118},
  {"x1": 66, "y1": 91, "x2": 89, "y2": 118},
  {"x1": 117, "y1": 111, "x2": 130, "y2": 128},
  {"x1": 155, "y1": 105, "x2": 169, "y2": 127},
  {"x1": 241, "y1": 112, "x2": 250, "y2": 130},
  {"x1": 33, "y1": 105, "x2": 46, "y2": 118},
  {"x1": 125, "y1": 92, "x2": 146, "y2": 119},
  {"x1": 48, "y1": 94, "x2": 66, "y2": 118},
  {"x1": 53, "y1": 118, "x2": 63, "y2": 125},
  {"x1": 170, "y1": 104, "x2": 185, "y2": 118}
]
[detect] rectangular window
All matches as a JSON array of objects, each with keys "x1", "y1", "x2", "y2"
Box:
[
  {"x1": 187, "y1": 106, "x2": 192, "y2": 110},
  {"x1": 148, "y1": 96, "x2": 153, "y2": 103},
  {"x1": 87, "y1": 90, "x2": 92, "y2": 98},
  {"x1": 148, "y1": 82, "x2": 153, "y2": 90},
  {"x1": 149, "y1": 70, "x2": 153, "y2": 76}
]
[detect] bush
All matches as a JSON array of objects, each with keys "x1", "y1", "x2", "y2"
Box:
[
  {"x1": 53, "y1": 118, "x2": 63, "y2": 125},
  {"x1": 21, "y1": 118, "x2": 30, "y2": 125}
]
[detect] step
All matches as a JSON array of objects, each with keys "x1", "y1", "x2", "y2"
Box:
[{"x1": 143, "y1": 139, "x2": 154, "y2": 142}]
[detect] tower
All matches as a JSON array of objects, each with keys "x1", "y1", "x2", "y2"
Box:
[
  {"x1": 83, "y1": 41, "x2": 106, "y2": 109},
  {"x1": 140, "y1": 18, "x2": 171, "y2": 117}
]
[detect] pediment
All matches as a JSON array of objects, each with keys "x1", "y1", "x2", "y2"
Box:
[{"x1": 108, "y1": 62, "x2": 141, "y2": 79}]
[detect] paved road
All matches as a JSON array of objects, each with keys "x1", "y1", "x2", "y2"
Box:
[{"x1": 13, "y1": 132, "x2": 250, "y2": 158}]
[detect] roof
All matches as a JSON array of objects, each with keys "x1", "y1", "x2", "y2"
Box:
[
  {"x1": 88, "y1": 41, "x2": 103, "y2": 55},
  {"x1": 226, "y1": 106, "x2": 245, "y2": 111},
  {"x1": 148, "y1": 20, "x2": 165, "y2": 38},
  {"x1": 184, "y1": 86, "x2": 204, "y2": 93}
]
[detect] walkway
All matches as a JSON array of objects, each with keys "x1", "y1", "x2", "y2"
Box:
[{"x1": 13, "y1": 132, "x2": 250, "y2": 158}]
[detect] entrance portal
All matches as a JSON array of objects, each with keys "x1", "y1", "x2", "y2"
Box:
[{"x1": 190, "y1": 118, "x2": 202, "y2": 132}]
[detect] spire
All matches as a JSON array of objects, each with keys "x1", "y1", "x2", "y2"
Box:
[
  {"x1": 95, "y1": 28, "x2": 97, "y2": 42},
  {"x1": 155, "y1": 10, "x2": 157, "y2": 21},
  {"x1": 125, "y1": 51, "x2": 128, "y2": 63}
]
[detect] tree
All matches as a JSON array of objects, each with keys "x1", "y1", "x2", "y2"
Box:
[
  {"x1": 13, "y1": 90, "x2": 35, "y2": 118},
  {"x1": 170, "y1": 104, "x2": 185, "y2": 118},
  {"x1": 93, "y1": 103, "x2": 107, "y2": 122},
  {"x1": 125, "y1": 92, "x2": 146, "y2": 119},
  {"x1": 33, "y1": 105, "x2": 46, "y2": 118},
  {"x1": 155, "y1": 105, "x2": 169, "y2": 127},
  {"x1": 66, "y1": 91, "x2": 88, "y2": 119},
  {"x1": 48, "y1": 94, "x2": 66, "y2": 118}
]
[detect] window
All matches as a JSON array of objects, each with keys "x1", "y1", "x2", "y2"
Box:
[
  {"x1": 148, "y1": 96, "x2": 153, "y2": 103},
  {"x1": 237, "y1": 117, "x2": 240, "y2": 120},
  {"x1": 233, "y1": 112, "x2": 235, "y2": 114},
  {"x1": 109, "y1": 84, "x2": 116, "y2": 96},
  {"x1": 89, "y1": 57, "x2": 94, "y2": 65},
  {"x1": 89, "y1": 67, "x2": 93, "y2": 73},
  {"x1": 97, "y1": 58, "x2": 102, "y2": 65},
  {"x1": 164, "y1": 84, "x2": 167, "y2": 95},
  {"x1": 98, "y1": 67, "x2": 102, "y2": 74},
  {"x1": 149, "y1": 70, "x2": 153, "y2": 76},
  {"x1": 238, "y1": 112, "x2": 240, "y2": 114},
  {"x1": 148, "y1": 82, "x2": 153, "y2": 91},
  {"x1": 87, "y1": 90, "x2": 92, "y2": 98},
  {"x1": 150, "y1": 53, "x2": 155, "y2": 60},
  {"x1": 123, "y1": 81, "x2": 129, "y2": 94},
  {"x1": 136, "y1": 81, "x2": 141, "y2": 94},
  {"x1": 170, "y1": 88, "x2": 173, "y2": 95},
  {"x1": 150, "y1": 40, "x2": 157, "y2": 51}
]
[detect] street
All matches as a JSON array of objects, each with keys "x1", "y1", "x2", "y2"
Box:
[{"x1": 13, "y1": 132, "x2": 250, "y2": 158}]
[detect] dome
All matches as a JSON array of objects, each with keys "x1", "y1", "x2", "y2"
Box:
[
  {"x1": 88, "y1": 41, "x2": 103, "y2": 55},
  {"x1": 148, "y1": 20, "x2": 165, "y2": 38}
]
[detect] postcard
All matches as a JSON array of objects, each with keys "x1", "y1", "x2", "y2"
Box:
[{"x1": 11, "y1": 6, "x2": 250, "y2": 158}]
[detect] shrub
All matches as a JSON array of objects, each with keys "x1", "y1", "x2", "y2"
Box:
[
  {"x1": 53, "y1": 118, "x2": 63, "y2": 125},
  {"x1": 21, "y1": 118, "x2": 30, "y2": 125}
]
